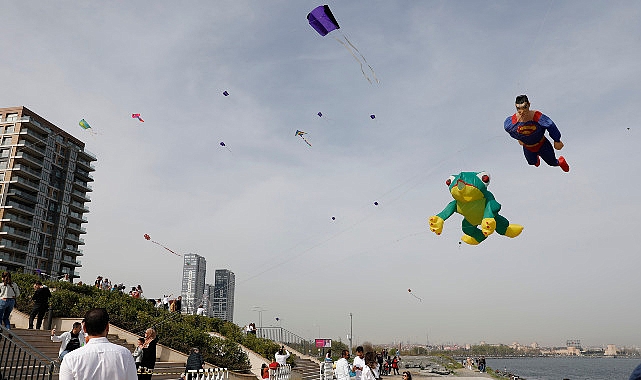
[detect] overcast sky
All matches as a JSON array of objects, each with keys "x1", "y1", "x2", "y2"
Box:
[{"x1": 1, "y1": 1, "x2": 640, "y2": 348}]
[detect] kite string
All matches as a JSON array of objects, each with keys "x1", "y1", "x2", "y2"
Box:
[
  {"x1": 333, "y1": 34, "x2": 378, "y2": 85},
  {"x1": 151, "y1": 240, "x2": 181, "y2": 257},
  {"x1": 341, "y1": 34, "x2": 379, "y2": 84}
]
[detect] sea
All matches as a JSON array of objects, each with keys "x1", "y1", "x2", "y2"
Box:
[{"x1": 486, "y1": 357, "x2": 640, "y2": 380}]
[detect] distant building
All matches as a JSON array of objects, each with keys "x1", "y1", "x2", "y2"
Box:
[
  {"x1": 181, "y1": 253, "x2": 206, "y2": 314},
  {"x1": 212, "y1": 269, "x2": 235, "y2": 322},
  {"x1": 605, "y1": 344, "x2": 617, "y2": 356},
  {"x1": 0, "y1": 106, "x2": 96, "y2": 280},
  {"x1": 203, "y1": 283, "x2": 214, "y2": 316}
]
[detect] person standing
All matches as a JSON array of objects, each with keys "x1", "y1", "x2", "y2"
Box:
[
  {"x1": 184, "y1": 347, "x2": 205, "y2": 380},
  {"x1": 353, "y1": 346, "x2": 365, "y2": 380},
  {"x1": 51, "y1": 322, "x2": 86, "y2": 361},
  {"x1": 275, "y1": 346, "x2": 290, "y2": 366},
  {"x1": 334, "y1": 350, "x2": 351, "y2": 380},
  {"x1": 261, "y1": 363, "x2": 270, "y2": 379},
  {"x1": 362, "y1": 352, "x2": 378, "y2": 380},
  {"x1": 175, "y1": 296, "x2": 182, "y2": 313},
  {"x1": 0, "y1": 272, "x2": 20, "y2": 329},
  {"x1": 132, "y1": 337, "x2": 145, "y2": 369},
  {"x1": 504, "y1": 94, "x2": 569, "y2": 172},
  {"x1": 29, "y1": 280, "x2": 52, "y2": 330},
  {"x1": 58, "y1": 308, "x2": 137, "y2": 380},
  {"x1": 138, "y1": 327, "x2": 158, "y2": 380}
]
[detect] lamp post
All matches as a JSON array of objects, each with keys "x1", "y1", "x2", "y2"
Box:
[
  {"x1": 349, "y1": 312, "x2": 353, "y2": 356},
  {"x1": 252, "y1": 306, "x2": 266, "y2": 337}
]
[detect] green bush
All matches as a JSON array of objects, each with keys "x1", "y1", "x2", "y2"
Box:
[{"x1": 10, "y1": 273, "x2": 251, "y2": 371}]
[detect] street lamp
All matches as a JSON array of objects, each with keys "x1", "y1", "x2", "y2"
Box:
[
  {"x1": 349, "y1": 313, "x2": 353, "y2": 356},
  {"x1": 252, "y1": 306, "x2": 266, "y2": 337}
]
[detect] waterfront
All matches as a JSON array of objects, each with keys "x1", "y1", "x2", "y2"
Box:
[{"x1": 487, "y1": 357, "x2": 640, "y2": 380}]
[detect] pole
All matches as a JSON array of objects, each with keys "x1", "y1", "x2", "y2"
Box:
[{"x1": 349, "y1": 313, "x2": 353, "y2": 356}]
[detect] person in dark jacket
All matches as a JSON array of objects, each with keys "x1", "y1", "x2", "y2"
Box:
[
  {"x1": 138, "y1": 328, "x2": 158, "y2": 380},
  {"x1": 184, "y1": 347, "x2": 204, "y2": 380},
  {"x1": 29, "y1": 281, "x2": 52, "y2": 330}
]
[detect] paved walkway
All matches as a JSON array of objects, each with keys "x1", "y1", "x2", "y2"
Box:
[{"x1": 399, "y1": 368, "x2": 492, "y2": 379}]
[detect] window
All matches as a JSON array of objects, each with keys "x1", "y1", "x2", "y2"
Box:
[
  {"x1": 2, "y1": 137, "x2": 12, "y2": 146},
  {"x1": 6, "y1": 113, "x2": 18, "y2": 122},
  {"x1": 5, "y1": 125, "x2": 13, "y2": 133},
  {"x1": 0, "y1": 149, "x2": 9, "y2": 158}
]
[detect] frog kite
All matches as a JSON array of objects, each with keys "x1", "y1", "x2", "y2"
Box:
[{"x1": 428, "y1": 171, "x2": 523, "y2": 245}]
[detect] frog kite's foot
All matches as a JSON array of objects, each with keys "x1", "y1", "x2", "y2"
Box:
[
  {"x1": 461, "y1": 234, "x2": 480, "y2": 245},
  {"x1": 504, "y1": 224, "x2": 524, "y2": 238},
  {"x1": 558, "y1": 156, "x2": 570, "y2": 172}
]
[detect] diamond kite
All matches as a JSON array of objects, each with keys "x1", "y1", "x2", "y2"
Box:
[
  {"x1": 132, "y1": 113, "x2": 144, "y2": 122},
  {"x1": 295, "y1": 130, "x2": 312, "y2": 147}
]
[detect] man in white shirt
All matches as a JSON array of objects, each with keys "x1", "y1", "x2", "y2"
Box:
[
  {"x1": 352, "y1": 346, "x2": 365, "y2": 380},
  {"x1": 51, "y1": 322, "x2": 85, "y2": 361},
  {"x1": 275, "y1": 346, "x2": 290, "y2": 366},
  {"x1": 335, "y1": 350, "x2": 351, "y2": 380},
  {"x1": 59, "y1": 308, "x2": 137, "y2": 380}
]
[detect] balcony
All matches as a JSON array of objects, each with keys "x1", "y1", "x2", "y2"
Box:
[
  {"x1": 0, "y1": 226, "x2": 31, "y2": 241},
  {"x1": 61, "y1": 255, "x2": 82, "y2": 267},
  {"x1": 10, "y1": 176, "x2": 41, "y2": 192},
  {"x1": 64, "y1": 234, "x2": 85, "y2": 245},
  {"x1": 1, "y1": 213, "x2": 33, "y2": 228},
  {"x1": 67, "y1": 212, "x2": 88, "y2": 223},
  {"x1": 18, "y1": 128, "x2": 47, "y2": 144},
  {"x1": 6, "y1": 188, "x2": 38, "y2": 204},
  {"x1": 0, "y1": 116, "x2": 30, "y2": 125},
  {"x1": 0, "y1": 239, "x2": 30, "y2": 255},
  {"x1": 17, "y1": 139, "x2": 46, "y2": 157},
  {"x1": 71, "y1": 190, "x2": 91, "y2": 202},
  {"x1": 3, "y1": 200, "x2": 36, "y2": 215},
  {"x1": 66, "y1": 223, "x2": 87, "y2": 234},
  {"x1": 72, "y1": 180, "x2": 93, "y2": 192},
  {"x1": 77, "y1": 149, "x2": 97, "y2": 161},
  {"x1": 75, "y1": 159, "x2": 96, "y2": 172},
  {"x1": 11, "y1": 163, "x2": 42, "y2": 181},
  {"x1": 68, "y1": 200, "x2": 90, "y2": 213},
  {"x1": 12, "y1": 152, "x2": 43, "y2": 168},
  {"x1": 74, "y1": 169, "x2": 94, "y2": 182},
  {"x1": 62, "y1": 245, "x2": 83, "y2": 256}
]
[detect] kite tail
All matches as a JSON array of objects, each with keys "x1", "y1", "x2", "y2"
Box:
[
  {"x1": 300, "y1": 136, "x2": 312, "y2": 147},
  {"x1": 342, "y1": 35, "x2": 379, "y2": 84},
  {"x1": 334, "y1": 36, "x2": 375, "y2": 84},
  {"x1": 152, "y1": 240, "x2": 181, "y2": 257},
  {"x1": 411, "y1": 293, "x2": 423, "y2": 302}
]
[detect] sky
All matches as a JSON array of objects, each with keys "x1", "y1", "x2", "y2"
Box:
[{"x1": 1, "y1": 1, "x2": 640, "y2": 349}]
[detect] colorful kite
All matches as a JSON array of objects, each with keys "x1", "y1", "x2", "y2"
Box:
[
  {"x1": 307, "y1": 5, "x2": 379, "y2": 84},
  {"x1": 428, "y1": 172, "x2": 523, "y2": 245},
  {"x1": 78, "y1": 119, "x2": 98, "y2": 135},
  {"x1": 295, "y1": 130, "x2": 312, "y2": 147},
  {"x1": 408, "y1": 289, "x2": 422, "y2": 302},
  {"x1": 143, "y1": 233, "x2": 181, "y2": 257},
  {"x1": 132, "y1": 113, "x2": 144, "y2": 122}
]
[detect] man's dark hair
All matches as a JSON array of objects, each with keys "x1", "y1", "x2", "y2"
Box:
[
  {"x1": 83, "y1": 308, "x2": 109, "y2": 335},
  {"x1": 341, "y1": 349, "x2": 349, "y2": 357},
  {"x1": 72, "y1": 322, "x2": 82, "y2": 329},
  {"x1": 34, "y1": 280, "x2": 42, "y2": 286},
  {"x1": 515, "y1": 95, "x2": 529, "y2": 104},
  {"x1": 356, "y1": 346, "x2": 364, "y2": 353}
]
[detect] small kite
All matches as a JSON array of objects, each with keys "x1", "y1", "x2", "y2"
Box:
[
  {"x1": 307, "y1": 5, "x2": 378, "y2": 84},
  {"x1": 220, "y1": 141, "x2": 232, "y2": 152},
  {"x1": 370, "y1": 114, "x2": 376, "y2": 119},
  {"x1": 144, "y1": 233, "x2": 181, "y2": 257},
  {"x1": 373, "y1": 201, "x2": 379, "y2": 206},
  {"x1": 428, "y1": 172, "x2": 523, "y2": 245},
  {"x1": 408, "y1": 289, "x2": 422, "y2": 302},
  {"x1": 132, "y1": 113, "x2": 144, "y2": 122},
  {"x1": 331, "y1": 216, "x2": 336, "y2": 220},
  {"x1": 317, "y1": 112, "x2": 323, "y2": 117},
  {"x1": 79, "y1": 119, "x2": 98, "y2": 135},
  {"x1": 295, "y1": 130, "x2": 312, "y2": 147},
  {"x1": 223, "y1": 91, "x2": 229, "y2": 96}
]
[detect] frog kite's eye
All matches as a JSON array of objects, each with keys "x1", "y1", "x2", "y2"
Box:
[
  {"x1": 477, "y1": 172, "x2": 490, "y2": 184},
  {"x1": 445, "y1": 176, "x2": 455, "y2": 186}
]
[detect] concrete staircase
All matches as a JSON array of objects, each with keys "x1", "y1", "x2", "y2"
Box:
[
  {"x1": 293, "y1": 356, "x2": 320, "y2": 380},
  {"x1": 9, "y1": 328, "x2": 187, "y2": 380}
]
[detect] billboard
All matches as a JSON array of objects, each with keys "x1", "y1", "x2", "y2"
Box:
[{"x1": 315, "y1": 339, "x2": 332, "y2": 348}]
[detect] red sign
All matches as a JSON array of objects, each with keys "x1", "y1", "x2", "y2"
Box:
[{"x1": 315, "y1": 339, "x2": 332, "y2": 348}]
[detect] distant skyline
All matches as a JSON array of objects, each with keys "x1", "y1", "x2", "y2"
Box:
[{"x1": 1, "y1": 1, "x2": 640, "y2": 348}]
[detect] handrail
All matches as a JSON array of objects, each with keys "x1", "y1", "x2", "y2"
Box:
[
  {"x1": 257, "y1": 327, "x2": 314, "y2": 357},
  {"x1": 0, "y1": 325, "x2": 56, "y2": 380}
]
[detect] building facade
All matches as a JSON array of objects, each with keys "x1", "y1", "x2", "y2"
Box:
[
  {"x1": 212, "y1": 269, "x2": 235, "y2": 322},
  {"x1": 181, "y1": 253, "x2": 206, "y2": 314},
  {"x1": 0, "y1": 106, "x2": 96, "y2": 280}
]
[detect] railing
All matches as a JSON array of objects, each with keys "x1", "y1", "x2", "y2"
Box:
[
  {"x1": 185, "y1": 367, "x2": 230, "y2": 380},
  {"x1": 0, "y1": 325, "x2": 56, "y2": 380},
  {"x1": 269, "y1": 364, "x2": 291, "y2": 380},
  {"x1": 258, "y1": 327, "x2": 314, "y2": 357}
]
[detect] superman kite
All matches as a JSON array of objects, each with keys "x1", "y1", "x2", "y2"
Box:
[{"x1": 504, "y1": 95, "x2": 569, "y2": 172}]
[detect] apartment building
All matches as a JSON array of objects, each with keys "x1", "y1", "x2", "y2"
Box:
[
  {"x1": 181, "y1": 253, "x2": 207, "y2": 314},
  {"x1": 212, "y1": 269, "x2": 235, "y2": 322},
  {"x1": 0, "y1": 106, "x2": 96, "y2": 280}
]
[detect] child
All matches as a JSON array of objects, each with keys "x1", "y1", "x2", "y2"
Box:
[{"x1": 133, "y1": 337, "x2": 145, "y2": 369}]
